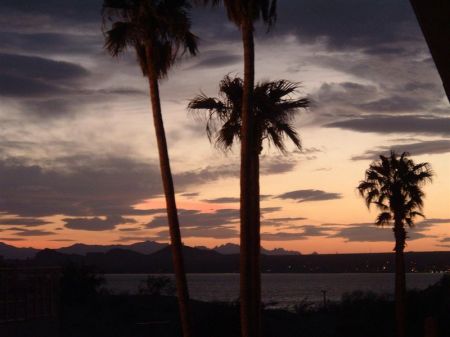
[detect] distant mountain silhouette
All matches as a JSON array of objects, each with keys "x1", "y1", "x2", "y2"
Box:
[
  {"x1": 24, "y1": 244, "x2": 450, "y2": 274},
  {"x1": 0, "y1": 241, "x2": 301, "y2": 260},
  {"x1": 56, "y1": 241, "x2": 168, "y2": 255},
  {"x1": 213, "y1": 243, "x2": 301, "y2": 255},
  {"x1": 35, "y1": 248, "x2": 84, "y2": 266},
  {"x1": 0, "y1": 242, "x2": 38, "y2": 259}
]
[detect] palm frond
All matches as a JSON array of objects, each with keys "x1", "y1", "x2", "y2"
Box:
[
  {"x1": 376, "y1": 212, "x2": 392, "y2": 227},
  {"x1": 357, "y1": 151, "x2": 433, "y2": 242},
  {"x1": 104, "y1": 21, "x2": 136, "y2": 56},
  {"x1": 102, "y1": 0, "x2": 197, "y2": 78},
  {"x1": 188, "y1": 75, "x2": 307, "y2": 155}
]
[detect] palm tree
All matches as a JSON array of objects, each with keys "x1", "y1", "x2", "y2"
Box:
[
  {"x1": 102, "y1": 1, "x2": 197, "y2": 336},
  {"x1": 192, "y1": 2, "x2": 276, "y2": 335},
  {"x1": 357, "y1": 151, "x2": 433, "y2": 337},
  {"x1": 189, "y1": 75, "x2": 309, "y2": 336}
]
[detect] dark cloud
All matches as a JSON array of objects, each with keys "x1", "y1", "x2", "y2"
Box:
[
  {"x1": 277, "y1": 189, "x2": 342, "y2": 203},
  {"x1": 314, "y1": 82, "x2": 378, "y2": 106},
  {"x1": 308, "y1": 42, "x2": 448, "y2": 123},
  {"x1": 0, "y1": 217, "x2": 51, "y2": 227},
  {"x1": 326, "y1": 115, "x2": 450, "y2": 136},
  {"x1": 148, "y1": 208, "x2": 239, "y2": 229},
  {"x1": 191, "y1": 0, "x2": 420, "y2": 52},
  {"x1": 0, "y1": 0, "x2": 102, "y2": 31},
  {"x1": 0, "y1": 0, "x2": 420, "y2": 52},
  {"x1": 301, "y1": 225, "x2": 337, "y2": 237},
  {"x1": 272, "y1": 0, "x2": 419, "y2": 50},
  {"x1": 0, "y1": 150, "x2": 295, "y2": 227},
  {"x1": 182, "y1": 226, "x2": 238, "y2": 239},
  {"x1": 152, "y1": 225, "x2": 239, "y2": 240},
  {"x1": 180, "y1": 192, "x2": 200, "y2": 198},
  {"x1": 118, "y1": 227, "x2": 143, "y2": 232},
  {"x1": 261, "y1": 207, "x2": 282, "y2": 213},
  {"x1": 262, "y1": 217, "x2": 307, "y2": 227},
  {"x1": 0, "y1": 53, "x2": 92, "y2": 118},
  {"x1": 0, "y1": 73, "x2": 67, "y2": 98},
  {"x1": 440, "y1": 237, "x2": 450, "y2": 243},
  {"x1": 358, "y1": 95, "x2": 426, "y2": 113},
  {"x1": 64, "y1": 215, "x2": 136, "y2": 231},
  {"x1": 362, "y1": 46, "x2": 407, "y2": 56},
  {"x1": 261, "y1": 232, "x2": 307, "y2": 241},
  {"x1": 0, "y1": 237, "x2": 25, "y2": 241},
  {"x1": 0, "y1": 156, "x2": 163, "y2": 218},
  {"x1": 327, "y1": 218, "x2": 446, "y2": 243},
  {"x1": 187, "y1": 52, "x2": 240, "y2": 70},
  {"x1": 0, "y1": 155, "x2": 248, "y2": 222},
  {"x1": 261, "y1": 224, "x2": 337, "y2": 241},
  {"x1": 0, "y1": 53, "x2": 88, "y2": 83},
  {"x1": 329, "y1": 223, "x2": 431, "y2": 242},
  {"x1": 0, "y1": 53, "x2": 144, "y2": 118},
  {"x1": 266, "y1": 217, "x2": 308, "y2": 222},
  {"x1": 312, "y1": 80, "x2": 445, "y2": 124},
  {"x1": 10, "y1": 228, "x2": 55, "y2": 236},
  {"x1": 175, "y1": 157, "x2": 297, "y2": 188},
  {"x1": 0, "y1": 32, "x2": 101, "y2": 55},
  {"x1": 146, "y1": 207, "x2": 241, "y2": 239},
  {"x1": 260, "y1": 195, "x2": 273, "y2": 200},
  {"x1": 204, "y1": 197, "x2": 239, "y2": 204},
  {"x1": 352, "y1": 140, "x2": 450, "y2": 160},
  {"x1": 174, "y1": 164, "x2": 238, "y2": 185},
  {"x1": 419, "y1": 218, "x2": 450, "y2": 226},
  {"x1": 260, "y1": 157, "x2": 298, "y2": 175}
]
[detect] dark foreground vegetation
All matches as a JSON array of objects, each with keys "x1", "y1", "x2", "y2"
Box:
[{"x1": 60, "y1": 266, "x2": 450, "y2": 337}]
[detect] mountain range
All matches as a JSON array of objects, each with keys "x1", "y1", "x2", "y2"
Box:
[
  {"x1": 2, "y1": 241, "x2": 449, "y2": 273},
  {"x1": 0, "y1": 241, "x2": 300, "y2": 260}
]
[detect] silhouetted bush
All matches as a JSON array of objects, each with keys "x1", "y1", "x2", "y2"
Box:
[
  {"x1": 407, "y1": 274, "x2": 450, "y2": 337},
  {"x1": 60, "y1": 263, "x2": 106, "y2": 305},
  {"x1": 293, "y1": 297, "x2": 315, "y2": 315},
  {"x1": 138, "y1": 275, "x2": 175, "y2": 296}
]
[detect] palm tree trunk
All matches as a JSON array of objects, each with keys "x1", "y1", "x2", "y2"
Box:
[
  {"x1": 146, "y1": 48, "x2": 192, "y2": 337},
  {"x1": 240, "y1": 17, "x2": 258, "y2": 337},
  {"x1": 393, "y1": 225, "x2": 407, "y2": 337},
  {"x1": 250, "y1": 149, "x2": 262, "y2": 336}
]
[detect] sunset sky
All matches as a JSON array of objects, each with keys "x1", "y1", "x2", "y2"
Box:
[{"x1": 0, "y1": 0, "x2": 449, "y2": 254}]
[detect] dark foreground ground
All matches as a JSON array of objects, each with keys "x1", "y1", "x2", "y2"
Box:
[{"x1": 58, "y1": 267, "x2": 450, "y2": 337}]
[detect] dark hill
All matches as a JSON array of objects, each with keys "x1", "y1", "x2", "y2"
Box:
[
  {"x1": 57, "y1": 241, "x2": 168, "y2": 255},
  {"x1": 25, "y1": 246, "x2": 450, "y2": 274},
  {"x1": 0, "y1": 242, "x2": 38, "y2": 259}
]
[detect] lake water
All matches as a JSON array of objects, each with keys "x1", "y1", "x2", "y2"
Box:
[{"x1": 104, "y1": 273, "x2": 444, "y2": 309}]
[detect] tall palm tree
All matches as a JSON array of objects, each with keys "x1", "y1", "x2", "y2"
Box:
[
  {"x1": 192, "y1": 2, "x2": 276, "y2": 336},
  {"x1": 102, "y1": 1, "x2": 197, "y2": 336},
  {"x1": 189, "y1": 75, "x2": 309, "y2": 336},
  {"x1": 357, "y1": 151, "x2": 433, "y2": 337}
]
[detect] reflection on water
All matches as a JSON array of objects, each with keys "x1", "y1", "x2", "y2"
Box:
[{"x1": 105, "y1": 273, "x2": 443, "y2": 309}]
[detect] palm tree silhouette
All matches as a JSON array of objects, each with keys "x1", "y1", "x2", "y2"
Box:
[
  {"x1": 189, "y1": 76, "x2": 309, "y2": 154},
  {"x1": 189, "y1": 75, "x2": 309, "y2": 336},
  {"x1": 102, "y1": 1, "x2": 197, "y2": 336},
  {"x1": 357, "y1": 151, "x2": 433, "y2": 337},
  {"x1": 192, "y1": 2, "x2": 276, "y2": 335}
]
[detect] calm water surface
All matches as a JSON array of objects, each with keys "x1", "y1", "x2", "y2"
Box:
[{"x1": 104, "y1": 273, "x2": 443, "y2": 309}]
